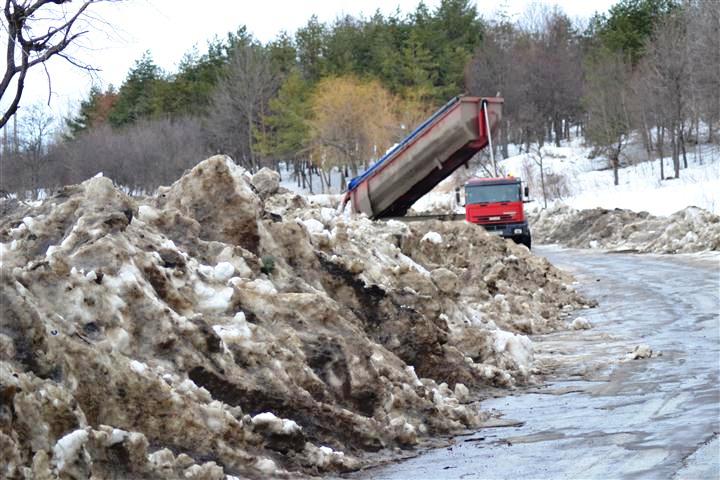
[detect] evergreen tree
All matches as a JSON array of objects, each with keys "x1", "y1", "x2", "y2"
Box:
[
  {"x1": 65, "y1": 85, "x2": 118, "y2": 138},
  {"x1": 268, "y1": 31, "x2": 298, "y2": 76},
  {"x1": 108, "y1": 52, "x2": 163, "y2": 127},
  {"x1": 296, "y1": 16, "x2": 327, "y2": 82},
  {"x1": 255, "y1": 69, "x2": 312, "y2": 161},
  {"x1": 588, "y1": 0, "x2": 679, "y2": 64}
]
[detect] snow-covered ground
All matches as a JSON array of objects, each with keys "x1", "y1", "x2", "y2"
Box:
[
  {"x1": 415, "y1": 136, "x2": 720, "y2": 217},
  {"x1": 277, "y1": 135, "x2": 720, "y2": 218}
]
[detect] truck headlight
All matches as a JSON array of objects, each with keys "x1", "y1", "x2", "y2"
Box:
[{"x1": 513, "y1": 228, "x2": 523, "y2": 234}]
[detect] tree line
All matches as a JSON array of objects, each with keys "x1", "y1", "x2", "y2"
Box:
[{"x1": 1, "y1": 0, "x2": 718, "y2": 198}]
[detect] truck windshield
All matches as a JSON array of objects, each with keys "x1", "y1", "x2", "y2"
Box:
[{"x1": 465, "y1": 184, "x2": 520, "y2": 204}]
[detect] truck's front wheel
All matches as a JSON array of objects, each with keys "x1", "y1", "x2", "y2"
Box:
[{"x1": 520, "y1": 234, "x2": 531, "y2": 250}]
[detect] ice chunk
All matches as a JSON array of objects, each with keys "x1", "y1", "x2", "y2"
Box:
[
  {"x1": 320, "y1": 207, "x2": 337, "y2": 224},
  {"x1": 245, "y1": 278, "x2": 277, "y2": 295},
  {"x1": 53, "y1": 428, "x2": 89, "y2": 471},
  {"x1": 252, "y1": 412, "x2": 301, "y2": 435},
  {"x1": 493, "y1": 330, "x2": 533, "y2": 371},
  {"x1": 195, "y1": 282, "x2": 233, "y2": 312},
  {"x1": 109, "y1": 428, "x2": 128, "y2": 445},
  {"x1": 421, "y1": 231, "x2": 442, "y2": 244},
  {"x1": 454, "y1": 383, "x2": 470, "y2": 403},
  {"x1": 569, "y1": 316, "x2": 592, "y2": 330},
  {"x1": 255, "y1": 457, "x2": 278, "y2": 474},
  {"x1": 627, "y1": 344, "x2": 653, "y2": 360},
  {"x1": 213, "y1": 262, "x2": 235, "y2": 282},
  {"x1": 137, "y1": 204, "x2": 160, "y2": 222},
  {"x1": 300, "y1": 218, "x2": 325, "y2": 234},
  {"x1": 212, "y1": 321, "x2": 252, "y2": 343},
  {"x1": 130, "y1": 360, "x2": 148, "y2": 374}
]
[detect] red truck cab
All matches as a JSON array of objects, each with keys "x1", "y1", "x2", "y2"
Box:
[{"x1": 463, "y1": 176, "x2": 531, "y2": 249}]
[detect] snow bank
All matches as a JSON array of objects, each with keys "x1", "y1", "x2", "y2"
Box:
[
  {"x1": 531, "y1": 205, "x2": 720, "y2": 253},
  {"x1": 408, "y1": 136, "x2": 720, "y2": 254},
  {"x1": 0, "y1": 155, "x2": 593, "y2": 479}
]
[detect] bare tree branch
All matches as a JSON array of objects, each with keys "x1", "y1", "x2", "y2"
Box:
[{"x1": 0, "y1": 0, "x2": 105, "y2": 128}]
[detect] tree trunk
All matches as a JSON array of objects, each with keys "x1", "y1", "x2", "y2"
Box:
[
  {"x1": 708, "y1": 119, "x2": 714, "y2": 143},
  {"x1": 696, "y1": 121, "x2": 703, "y2": 165},
  {"x1": 679, "y1": 123, "x2": 688, "y2": 169},
  {"x1": 501, "y1": 120, "x2": 509, "y2": 158},
  {"x1": 553, "y1": 116, "x2": 562, "y2": 147},
  {"x1": 612, "y1": 154, "x2": 619, "y2": 186},
  {"x1": 639, "y1": 110, "x2": 652, "y2": 161},
  {"x1": 539, "y1": 159, "x2": 547, "y2": 209},
  {"x1": 670, "y1": 126, "x2": 680, "y2": 178},
  {"x1": 657, "y1": 125, "x2": 665, "y2": 180}
]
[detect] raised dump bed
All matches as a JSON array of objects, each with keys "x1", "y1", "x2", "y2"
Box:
[{"x1": 344, "y1": 96, "x2": 503, "y2": 218}]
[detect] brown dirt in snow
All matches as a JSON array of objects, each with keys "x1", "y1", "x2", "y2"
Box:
[{"x1": 0, "y1": 156, "x2": 593, "y2": 479}]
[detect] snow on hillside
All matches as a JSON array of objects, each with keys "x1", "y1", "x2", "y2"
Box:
[
  {"x1": 505, "y1": 139, "x2": 720, "y2": 217},
  {"x1": 276, "y1": 135, "x2": 719, "y2": 218},
  {"x1": 413, "y1": 137, "x2": 720, "y2": 217}
]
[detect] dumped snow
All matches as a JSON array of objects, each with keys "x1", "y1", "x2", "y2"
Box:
[
  {"x1": 406, "y1": 135, "x2": 719, "y2": 255},
  {"x1": 531, "y1": 206, "x2": 720, "y2": 253},
  {"x1": 0, "y1": 155, "x2": 594, "y2": 479}
]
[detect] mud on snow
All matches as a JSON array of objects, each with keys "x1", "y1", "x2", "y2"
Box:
[{"x1": 0, "y1": 156, "x2": 593, "y2": 479}]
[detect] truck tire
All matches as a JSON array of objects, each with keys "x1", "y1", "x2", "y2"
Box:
[{"x1": 521, "y1": 234, "x2": 531, "y2": 250}]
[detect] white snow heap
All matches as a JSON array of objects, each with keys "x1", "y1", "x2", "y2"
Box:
[
  {"x1": 531, "y1": 205, "x2": 720, "y2": 254},
  {"x1": 492, "y1": 330, "x2": 534, "y2": 374},
  {"x1": 569, "y1": 316, "x2": 592, "y2": 330},
  {"x1": 251, "y1": 412, "x2": 302, "y2": 435},
  {"x1": 421, "y1": 231, "x2": 443, "y2": 244}
]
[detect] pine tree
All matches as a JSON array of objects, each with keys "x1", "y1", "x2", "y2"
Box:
[{"x1": 108, "y1": 52, "x2": 163, "y2": 127}]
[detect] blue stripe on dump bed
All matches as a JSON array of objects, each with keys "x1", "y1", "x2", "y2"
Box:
[{"x1": 346, "y1": 96, "x2": 461, "y2": 192}]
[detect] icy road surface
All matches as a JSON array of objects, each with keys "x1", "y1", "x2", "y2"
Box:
[{"x1": 357, "y1": 247, "x2": 720, "y2": 479}]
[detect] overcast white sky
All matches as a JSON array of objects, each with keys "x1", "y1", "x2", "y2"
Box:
[{"x1": 16, "y1": 0, "x2": 615, "y2": 120}]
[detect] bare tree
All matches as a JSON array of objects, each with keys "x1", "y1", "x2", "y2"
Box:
[
  {"x1": 49, "y1": 116, "x2": 209, "y2": 194},
  {"x1": 206, "y1": 41, "x2": 278, "y2": 171},
  {"x1": 20, "y1": 102, "x2": 54, "y2": 197},
  {"x1": 686, "y1": 0, "x2": 720, "y2": 144},
  {"x1": 584, "y1": 48, "x2": 632, "y2": 186},
  {"x1": 0, "y1": 102, "x2": 55, "y2": 198},
  {"x1": 466, "y1": 7, "x2": 583, "y2": 154},
  {"x1": 0, "y1": 0, "x2": 104, "y2": 128},
  {"x1": 528, "y1": 144, "x2": 548, "y2": 208},
  {"x1": 466, "y1": 18, "x2": 519, "y2": 158},
  {"x1": 642, "y1": 11, "x2": 690, "y2": 179}
]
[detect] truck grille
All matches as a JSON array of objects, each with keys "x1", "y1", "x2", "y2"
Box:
[{"x1": 473, "y1": 214, "x2": 513, "y2": 223}]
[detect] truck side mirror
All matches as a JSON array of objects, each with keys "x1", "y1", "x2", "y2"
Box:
[{"x1": 524, "y1": 186, "x2": 529, "y2": 197}]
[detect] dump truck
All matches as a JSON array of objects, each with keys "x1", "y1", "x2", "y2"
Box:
[
  {"x1": 462, "y1": 176, "x2": 531, "y2": 248},
  {"x1": 342, "y1": 95, "x2": 533, "y2": 248}
]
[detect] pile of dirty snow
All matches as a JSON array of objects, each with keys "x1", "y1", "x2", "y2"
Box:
[
  {"x1": 0, "y1": 156, "x2": 592, "y2": 479},
  {"x1": 531, "y1": 205, "x2": 720, "y2": 253}
]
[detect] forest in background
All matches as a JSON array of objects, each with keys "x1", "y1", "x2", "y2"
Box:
[{"x1": 1, "y1": 0, "x2": 718, "y2": 197}]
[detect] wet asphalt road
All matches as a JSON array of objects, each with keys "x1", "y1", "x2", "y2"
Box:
[{"x1": 358, "y1": 247, "x2": 720, "y2": 480}]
